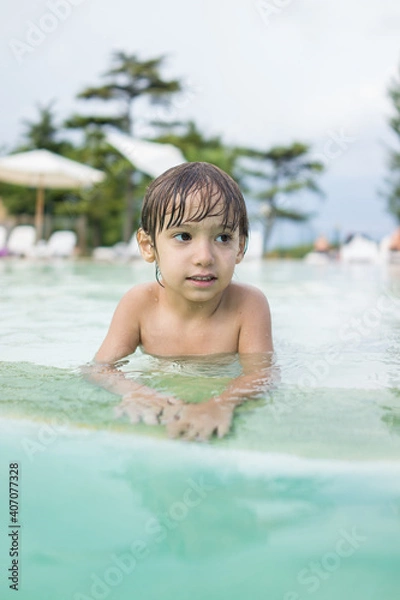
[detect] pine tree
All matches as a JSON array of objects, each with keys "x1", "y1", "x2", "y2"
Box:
[
  {"x1": 240, "y1": 143, "x2": 324, "y2": 254},
  {"x1": 385, "y1": 64, "x2": 400, "y2": 223},
  {"x1": 66, "y1": 52, "x2": 182, "y2": 241}
]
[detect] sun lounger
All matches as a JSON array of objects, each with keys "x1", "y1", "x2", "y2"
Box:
[
  {"x1": 29, "y1": 230, "x2": 77, "y2": 258},
  {"x1": 45, "y1": 230, "x2": 77, "y2": 258},
  {"x1": 92, "y1": 232, "x2": 140, "y2": 261},
  {"x1": 0, "y1": 225, "x2": 8, "y2": 256},
  {"x1": 6, "y1": 225, "x2": 36, "y2": 256}
]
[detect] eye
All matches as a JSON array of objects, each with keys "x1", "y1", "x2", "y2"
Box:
[
  {"x1": 174, "y1": 232, "x2": 191, "y2": 242},
  {"x1": 216, "y1": 233, "x2": 232, "y2": 243}
]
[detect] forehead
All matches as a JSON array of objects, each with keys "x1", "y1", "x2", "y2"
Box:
[
  {"x1": 171, "y1": 191, "x2": 226, "y2": 215},
  {"x1": 163, "y1": 189, "x2": 236, "y2": 229}
]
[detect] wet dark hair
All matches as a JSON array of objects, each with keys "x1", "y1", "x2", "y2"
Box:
[{"x1": 140, "y1": 162, "x2": 249, "y2": 243}]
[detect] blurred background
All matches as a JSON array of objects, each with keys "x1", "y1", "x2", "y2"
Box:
[
  {"x1": 1, "y1": 0, "x2": 400, "y2": 255},
  {"x1": 2, "y1": 7, "x2": 400, "y2": 598}
]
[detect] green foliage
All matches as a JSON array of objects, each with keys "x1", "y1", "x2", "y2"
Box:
[
  {"x1": 240, "y1": 142, "x2": 325, "y2": 254},
  {"x1": 274, "y1": 207, "x2": 314, "y2": 222},
  {"x1": 0, "y1": 101, "x2": 75, "y2": 219},
  {"x1": 76, "y1": 52, "x2": 181, "y2": 134},
  {"x1": 0, "y1": 184, "x2": 37, "y2": 216},
  {"x1": 64, "y1": 114, "x2": 126, "y2": 131},
  {"x1": 385, "y1": 65, "x2": 400, "y2": 223},
  {"x1": 68, "y1": 51, "x2": 182, "y2": 242},
  {"x1": 58, "y1": 129, "x2": 151, "y2": 246},
  {"x1": 0, "y1": 51, "x2": 327, "y2": 252},
  {"x1": 266, "y1": 243, "x2": 315, "y2": 259},
  {"x1": 152, "y1": 120, "x2": 250, "y2": 182},
  {"x1": 18, "y1": 100, "x2": 73, "y2": 154}
]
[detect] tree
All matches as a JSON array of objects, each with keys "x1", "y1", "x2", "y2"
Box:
[
  {"x1": 0, "y1": 101, "x2": 74, "y2": 219},
  {"x1": 58, "y1": 127, "x2": 152, "y2": 249},
  {"x1": 240, "y1": 143, "x2": 325, "y2": 254},
  {"x1": 385, "y1": 65, "x2": 400, "y2": 223},
  {"x1": 152, "y1": 120, "x2": 250, "y2": 182},
  {"x1": 66, "y1": 52, "x2": 182, "y2": 241},
  {"x1": 54, "y1": 128, "x2": 130, "y2": 248},
  {"x1": 19, "y1": 100, "x2": 72, "y2": 154}
]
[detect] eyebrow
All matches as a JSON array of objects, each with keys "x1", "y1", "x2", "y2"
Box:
[{"x1": 168, "y1": 219, "x2": 236, "y2": 231}]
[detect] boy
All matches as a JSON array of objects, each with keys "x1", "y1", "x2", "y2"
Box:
[{"x1": 89, "y1": 162, "x2": 273, "y2": 441}]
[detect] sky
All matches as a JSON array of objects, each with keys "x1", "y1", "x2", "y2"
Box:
[{"x1": 1, "y1": 0, "x2": 400, "y2": 246}]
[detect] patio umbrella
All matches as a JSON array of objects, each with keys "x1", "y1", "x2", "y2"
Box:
[
  {"x1": 0, "y1": 149, "x2": 105, "y2": 240},
  {"x1": 106, "y1": 132, "x2": 186, "y2": 177}
]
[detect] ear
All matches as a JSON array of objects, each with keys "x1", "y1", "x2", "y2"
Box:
[
  {"x1": 137, "y1": 228, "x2": 156, "y2": 263},
  {"x1": 235, "y1": 235, "x2": 246, "y2": 264}
]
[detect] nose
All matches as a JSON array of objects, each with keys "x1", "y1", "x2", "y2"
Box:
[{"x1": 193, "y1": 238, "x2": 214, "y2": 266}]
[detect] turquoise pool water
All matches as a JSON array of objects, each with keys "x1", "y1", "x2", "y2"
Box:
[{"x1": 1, "y1": 258, "x2": 400, "y2": 599}]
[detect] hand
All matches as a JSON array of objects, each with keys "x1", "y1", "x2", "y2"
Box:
[
  {"x1": 164, "y1": 399, "x2": 234, "y2": 442},
  {"x1": 114, "y1": 391, "x2": 182, "y2": 426}
]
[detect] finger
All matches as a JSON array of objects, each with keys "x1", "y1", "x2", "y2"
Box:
[
  {"x1": 160, "y1": 404, "x2": 181, "y2": 424},
  {"x1": 217, "y1": 413, "x2": 232, "y2": 438},
  {"x1": 167, "y1": 418, "x2": 190, "y2": 439},
  {"x1": 217, "y1": 419, "x2": 231, "y2": 438},
  {"x1": 142, "y1": 408, "x2": 162, "y2": 425},
  {"x1": 167, "y1": 396, "x2": 183, "y2": 406},
  {"x1": 193, "y1": 429, "x2": 211, "y2": 442},
  {"x1": 142, "y1": 410, "x2": 160, "y2": 426},
  {"x1": 123, "y1": 405, "x2": 142, "y2": 424},
  {"x1": 182, "y1": 423, "x2": 200, "y2": 442},
  {"x1": 184, "y1": 421, "x2": 213, "y2": 442},
  {"x1": 166, "y1": 420, "x2": 184, "y2": 438}
]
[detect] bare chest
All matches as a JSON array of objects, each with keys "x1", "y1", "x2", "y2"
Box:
[{"x1": 139, "y1": 310, "x2": 240, "y2": 356}]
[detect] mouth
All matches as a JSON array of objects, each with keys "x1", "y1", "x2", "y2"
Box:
[
  {"x1": 186, "y1": 275, "x2": 217, "y2": 287},
  {"x1": 187, "y1": 275, "x2": 217, "y2": 281}
]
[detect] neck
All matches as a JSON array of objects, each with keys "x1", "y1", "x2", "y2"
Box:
[{"x1": 160, "y1": 286, "x2": 225, "y2": 320}]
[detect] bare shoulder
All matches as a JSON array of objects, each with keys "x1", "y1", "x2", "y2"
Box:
[
  {"x1": 228, "y1": 283, "x2": 273, "y2": 353},
  {"x1": 121, "y1": 282, "x2": 160, "y2": 308},
  {"x1": 115, "y1": 281, "x2": 162, "y2": 327},
  {"x1": 228, "y1": 282, "x2": 270, "y2": 313},
  {"x1": 94, "y1": 282, "x2": 160, "y2": 363}
]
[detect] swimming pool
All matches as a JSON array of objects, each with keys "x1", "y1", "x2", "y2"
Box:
[{"x1": 1, "y1": 258, "x2": 400, "y2": 599}]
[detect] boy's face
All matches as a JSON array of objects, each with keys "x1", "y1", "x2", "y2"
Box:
[{"x1": 139, "y1": 193, "x2": 246, "y2": 303}]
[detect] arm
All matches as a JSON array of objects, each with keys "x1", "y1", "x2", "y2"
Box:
[
  {"x1": 166, "y1": 289, "x2": 277, "y2": 440},
  {"x1": 83, "y1": 287, "x2": 182, "y2": 423},
  {"x1": 84, "y1": 286, "x2": 143, "y2": 394},
  {"x1": 216, "y1": 287, "x2": 274, "y2": 407},
  {"x1": 164, "y1": 352, "x2": 276, "y2": 440},
  {"x1": 95, "y1": 287, "x2": 141, "y2": 365},
  {"x1": 83, "y1": 361, "x2": 182, "y2": 426}
]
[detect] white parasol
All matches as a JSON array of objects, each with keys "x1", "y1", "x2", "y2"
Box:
[
  {"x1": 0, "y1": 149, "x2": 105, "y2": 240},
  {"x1": 106, "y1": 132, "x2": 186, "y2": 178}
]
